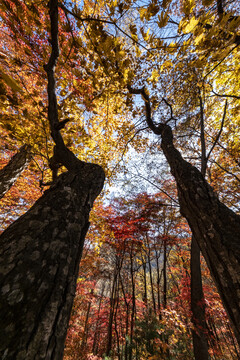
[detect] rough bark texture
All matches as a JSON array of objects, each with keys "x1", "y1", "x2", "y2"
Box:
[
  {"x1": 160, "y1": 124, "x2": 240, "y2": 345},
  {"x1": 0, "y1": 162, "x2": 105, "y2": 360},
  {"x1": 0, "y1": 144, "x2": 31, "y2": 199}
]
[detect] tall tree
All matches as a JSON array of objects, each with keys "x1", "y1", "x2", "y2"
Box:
[
  {"x1": 0, "y1": 1, "x2": 104, "y2": 359},
  {"x1": 142, "y1": 103, "x2": 240, "y2": 344}
]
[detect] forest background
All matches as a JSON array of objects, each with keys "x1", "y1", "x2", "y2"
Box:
[{"x1": 0, "y1": 0, "x2": 240, "y2": 359}]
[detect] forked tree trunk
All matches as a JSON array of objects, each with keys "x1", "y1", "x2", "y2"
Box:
[
  {"x1": 160, "y1": 124, "x2": 240, "y2": 345},
  {"x1": 0, "y1": 144, "x2": 31, "y2": 199},
  {"x1": 0, "y1": 162, "x2": 104, "y2": 360}
]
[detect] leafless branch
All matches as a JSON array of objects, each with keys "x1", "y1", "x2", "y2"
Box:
[
  {"x1": 206, "y1": 99, "x2": 227, "y2": 162},
  {"x1": 211, "y1": 89, "x2": 240, "y2": 100}
]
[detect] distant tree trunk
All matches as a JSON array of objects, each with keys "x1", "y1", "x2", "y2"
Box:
[
  {"x1": 80, "y1": 289, "x2": 94, "y2": 352},
  {"x1": 155, "y1": 251, "x2": 161, "y2": 316},
  {"x1": 106, "y1": 267, "x2": 118, "y2": 357},
  {"x1": 146, "y1": 234, "x2": 156, "y2": 314},
  {"x1": 92, "y1": 283, "x2": 105, "y2": 355},
  {"x1": 0, "y1": 163, "x2": 104, "y2": 360},
  {"x1": 191, "y1": 236, "x2": 209, "y2": 359},
  {"x1": 141, "y1": 253, "x2": 148, "y2": 306},
  {"x1": 129, "y1": 246, "x2": 136, "y2": 360},
  {"x1": 190, "y1": 96, "x2": 209, "y2": 360},
  {"x1": 0, "y1": 144, "x2": 31, "y2": 199},
  {"x1": 163, "y1": 238, "x2": 167, "y2": 309}
]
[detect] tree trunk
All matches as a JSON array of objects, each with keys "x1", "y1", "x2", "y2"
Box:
[
  {"x1": 0, "y1": 144, "x2": 31, "y2": 199},
  {"x1": 0, "y1": 162, "x2": 104, "y2": 360},
  {"x1": 159, "y1": 124, "x2": 240, "y2": 345},
  {"x1": 163, "y1": 238, "x2": 167, "y2": 309},
  {"x1": 191, "y1": 96, "x2": 209, "y2": 360},
  {"x1": 191, "y1": 236, "x2": 209, "y2": 359}
]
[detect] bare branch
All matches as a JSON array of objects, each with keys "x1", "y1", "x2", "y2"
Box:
[
  {"x1": 212, "y1": 160, "x2": 240, "y2": 183},
  {"x1": 60, "y1": 4, "x2": 151, "y2": 54},
  {"x1": 211, "y1": 89, "x2": 240, "y2": 100},
  {"x1": 206, "y1": 99, "x2": 227, "y2": 162},
  {"x1": 127, "y1": 85, "x2": 163, "y2": 135},
  {"x1": 204, "y1": 44, "x2": 239, "y2": 78},
  {"x1": 44, "y1": 0, "x2": 84, "y2": 174}
]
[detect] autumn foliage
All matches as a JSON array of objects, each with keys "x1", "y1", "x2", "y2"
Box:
[
  {"x1": 1, "y1": 0, "x2": 240, "y2": 359},
  {"x1": 64, "y1": 192, "x2": 239, "y2": 360}
]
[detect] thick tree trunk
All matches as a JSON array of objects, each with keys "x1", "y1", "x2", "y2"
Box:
[
  {"x1": 0, "y1": 162, "x2": 104, "y2": 360},
  {"x1": 160, "y1": 124, "x2": 240, "y2": 345},
  {"x1": 0, "y1": 144, "x2": 31, "y2": 199}
]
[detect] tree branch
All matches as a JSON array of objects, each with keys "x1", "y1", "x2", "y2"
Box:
[
  {"x1": 60, "y1": 4, "x2": 152, "y2": 54},
  {"x1": 0, "y1": 144, "x2": 31, "y2": 199},
  {"x1": 44, "y1": 0, "x2": 84, "y2": 174},
  {"x1": 127, "y1": 85, "x2": 163, "y2": 135},
  {"x1": 211, "y1": 89, "x2": 240, "y2": 100},
  {"x1": 206, "y1": 99, "x2": 227, "y2": 162}
]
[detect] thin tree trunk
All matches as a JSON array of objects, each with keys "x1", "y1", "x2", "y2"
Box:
[
  {"x1": 146, "y1": 235, "x2": 156, "y2": 314},
  {"x1": 119, "y1": 274, "x2": 130, "y2": 360},
  {"x1": 129, "y1": 247, "x2": 136, "y2": 360},
  {"x1": 142, "y1": 254, "x2": 148, "y2": 306},
  {"x1": 190, "y1": 96, "x2": 209, "y2": 360},
  {"x1": 92, "y1": 283, "x2": 105, "y2": 355},
  {"x1": 0, "y1": 164, "x2": 104, "y2": 360},
  {"x1": 191, "y1": 236, "x2": 209, "y2": 359},
  {"x1": 106, "y1": 268, "x2": 118, "y2": 357},
  {"x1": 80, "y1": 289, "x2": 93, "y2": 352},
  {"x1": 0, "y1": 144, "x2": 31, "y2": 199},
  {"x1": 155, "y1": 251, "x2": 161, "y2": 317},
  {"x1": 163, "y1": 238, "x2": 167, "y2": 309}
]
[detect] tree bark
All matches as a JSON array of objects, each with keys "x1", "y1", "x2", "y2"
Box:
[
  {"x1": 0, "y1": 162, "x2": 104, "y2": 360},
  {"x1": 0, "y1": 1, "x2": 105, "y2": 359},
  {"x1": 159, "y1": 124, "x2": 240, "y2": 346},
  {"x1": 191, "y1": 236, "x2": 209, "y2": 359},
  {"x1": 0, "y1": 144, "x2": 31, "y2": 199},
  {"x1": 190, "y1": 96, "x2": 209, "y2": 360},
  {"x1": 128, "y1": 86, "x2": 240, "y2": 346}
]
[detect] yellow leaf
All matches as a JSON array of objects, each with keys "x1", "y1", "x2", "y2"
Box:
[
  {"x1": 148, "y1": 69, "x2": 160, "y2": 82},
  {"x1": 139, "y1": 7, "x2": 148, "y2": 21},
  {"x1": 0, "y1": 69, "x2": 23, "y2": 93},
  {"x1": 194, "y1": 33, "x2": 205, "y2": 45},
  {"x1": 157, "y1": 11, "x2": 169, "y2": 28},
  {"x1": 145, "y1": 28, "x2": 150, "y2": 41},
  {"x1": 181, "y1": 16, "x2": 198, "y2": 33},
  {"x1": 182, "y1": 0, "x2": 195, "y2": 16},
  {"x1": 161, "y1": 60, "x2": 173, "y2": 71}
]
